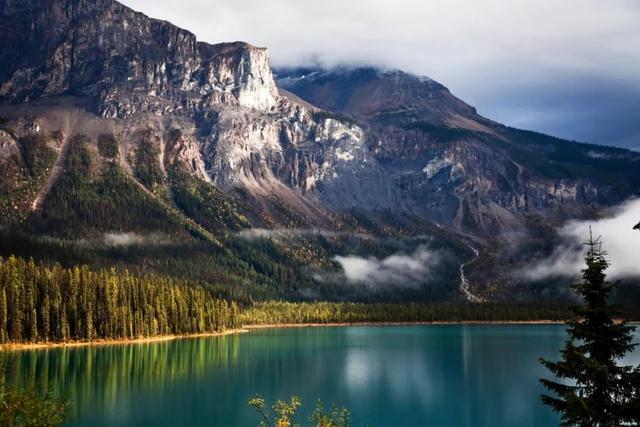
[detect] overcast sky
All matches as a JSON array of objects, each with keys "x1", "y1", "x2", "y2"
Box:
[{"x1": 120, "y1": 0, "x2": 640, "y2": 150}]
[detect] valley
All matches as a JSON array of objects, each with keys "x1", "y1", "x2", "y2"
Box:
[{"x1": 0, "y1": 0, "x2": 639, "y2": 322}]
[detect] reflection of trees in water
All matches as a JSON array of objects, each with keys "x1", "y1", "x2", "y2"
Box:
[{"x1": 2, "y1": 336, "x2": 240, "y2": 418}]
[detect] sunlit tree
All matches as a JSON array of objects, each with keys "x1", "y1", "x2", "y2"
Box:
[
  {"x1": 0, "y1": 256, "x2": 239, "y2": 344},
  {"x1": 248, "y1": 396, "x2": 350, "y2": 427}
]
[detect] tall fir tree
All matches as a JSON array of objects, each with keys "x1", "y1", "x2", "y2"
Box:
[
  {"x1": 0, "y1": 256, "x2": 239, "y2": 343},
  {"x1": 0, "y1": 288, "x2": 7, "y2": 344},
  {"x1": 540, "y1": 233, "x2": 640, "y2": 426}
]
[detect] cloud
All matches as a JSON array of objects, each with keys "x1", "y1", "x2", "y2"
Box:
[
  {"x1": 103, "y1": 232, "x2": 173, "y2": 246},
  {"x1": 104, "y1": 232, "x2": 146, "y2": 246},
  {"x1": 523, "y1": 199, "x2": 640, "y2": 281},
  {"x1": 120, "y1": 0, "x2": 640, "y2": 149},
  {"x1": 333, "y1": 245, "x2": 440, "y2": 288},
  {"x1": 236, "y1": 228, "x2": 372, "y2": 241}
]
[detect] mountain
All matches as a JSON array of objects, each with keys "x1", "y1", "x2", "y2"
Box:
[
  {"x1": 277, "y1": 67, "x2": 640, "y2": 231},
  {"x1": 1, "y1": 0, "x2": 639, "y2": 303}
]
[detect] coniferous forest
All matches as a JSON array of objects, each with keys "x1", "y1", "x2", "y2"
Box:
[
  {"x1": 0, "y1": 256, "x2": 240, "y2": 344},
  {"x1": 0, "y1": 255, "x2": 578, "y2": 345}
]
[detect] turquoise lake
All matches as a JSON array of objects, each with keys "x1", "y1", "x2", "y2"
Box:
[{"x1": 5, "y1": 325, "x2": 640, "y2": 426}]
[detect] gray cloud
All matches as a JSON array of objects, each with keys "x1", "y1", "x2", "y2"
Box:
[
  {"x1": 120, "y1": 0, "x2": 640, "y2": 149},
  {"x1": 103, "y1": 232, "x2": 174, "y2": 246},
  {"x1": 333, "y1": 245, "x2": 440, "y2": 288},
  {"x1": 482, "y1": 75, "x2": 640, "y2": 149},
  {"x1": 523, "y1": 198, "x2": 640, "y2": 281},
  {"x1": 236, "y1": 228, "x2": 373, "y2": 241},
  {"x1": 104, "y1": 232, "x2": 146, "y2": 246}
]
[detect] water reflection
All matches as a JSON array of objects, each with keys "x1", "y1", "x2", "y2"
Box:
[
  {"x1": 3, "y1": 325, "x2": 636, "y2": 427},
  {"x1": 5, "y1": 337, "x2": 241, "y2": 425}
]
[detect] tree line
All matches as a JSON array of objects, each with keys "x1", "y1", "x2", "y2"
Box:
[
  {"x1": 0, "y1": 256, "x2": 240, "y2": 344},
  {"x1": 239, "y1": 301, "x2": 573, "y2": 325},
  {"x1": 0, "y1": 254, "x2": 577, "y2": 345}
]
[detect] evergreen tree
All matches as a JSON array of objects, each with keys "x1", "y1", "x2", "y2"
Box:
[
  {"x1": 6, "y1": 257, "x2": 22, "y2": 342},
  {"x1": 540, "y1": 234, "x2": 640, "y2": 426},
  {"x1": 0, "y1": 288, "x2": 7, "y2": 344},
  {"x1": 0, "y1": 256, "x2": 241, "y2": 343}
]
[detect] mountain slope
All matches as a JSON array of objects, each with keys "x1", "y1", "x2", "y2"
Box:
[
  {"x1": 1, "y1": 0, "x2": 638, "y2": 303},
  {"x1": 277, "y1": 67, "x2": 640, "y2": 232}
]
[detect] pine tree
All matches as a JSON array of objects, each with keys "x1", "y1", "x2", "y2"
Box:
[
  {"x1": 0, "y1": 256, "x2": 238, "y2": 344},
  {"x1": 540, "y1": 233, "x2": 640, "y2": 426},
  {"x1": 40, "y1": 283, "x2": 51, "y2": 342},
  {"x1": 0, "y1": 288, "x2": 7, "y2": 344},
  {"x1": 24, "y1": 258, "x2": 37, "y2": 342},
  {"x1": 6, "y1": 257, "x2": 23, "y2": 341}
]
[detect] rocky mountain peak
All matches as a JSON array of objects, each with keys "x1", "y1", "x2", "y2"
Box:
[
  {"x1": 276, "y1": 66, "x2": 480, "y2": 122},
  {"x1": 0, "y1": 0, "x2": 278, "y2": 115},
  {"x1": 196, "y1": 41, "x2": 278, "y2": 111}
]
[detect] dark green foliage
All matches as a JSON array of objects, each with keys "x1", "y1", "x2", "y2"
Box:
[
  {"x1": 170, "y1": 169, "x2": 250, "y2": 237},
  {"x1": 540, "y1": 236, "x2": 640, "y2": 426},
  {"x1": 97, "y1": 134, "x2": 118, "y2": 159},
  {"x1": 0, "y1": 229, "x2": 316, "y2": 304},
  {"x1": 240, "y1": 301, "x2": 573, "y2": 324},
  {"x1": 17, "y1": 135, "x2": 56, "y2": 177},
  {"x1": 30, "y1": 141, "x2": 182, "y2": 236},
  {"x1": 504, "y1": 127, "x2": 640, "y2": 190},
  {"x1": 0, "y1": 253, "x2": 577, "y2": 346},
  {"x1": 0, "y1": 135, "x2": 56, "y2": 226},
  {"x1": 0, "y1": 387, "x2": 68, "y2": 427},
  {"x1": 134, "y1": 133, "x2": 163, "y2": 189},
  {"x1": 402, "y1": 121, "x2": 479, "y2": 142},
  {"x1": 0, "y1": 255, "x2": 240, "y2": 344},
  {"x1": 15, "y1": 138, "x2": 288, "y2": 298}
]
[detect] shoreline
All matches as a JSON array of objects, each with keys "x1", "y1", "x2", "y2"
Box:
[
  {"x1": 2, "y1": 320, "x2": 572, "y2": 351},
  {"x1": 243, "y1": 320, "x2": 567, "y2": 329},
  {"x1": 3, "y1": 329, "x2": 249, "y2": 352}
]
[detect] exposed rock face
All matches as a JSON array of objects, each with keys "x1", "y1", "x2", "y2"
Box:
[
  {"x1": 202, "y1": 99, "x2": 395, "y2": 210},
  {"x1": 164, "y1": 128, "x2": 210, "y2": 182},
  {"x1": 278, "y1": 67, "x2": 640, "y2": 232},
  {"x1": 101, "y1": 42, "x2": 279, "y2": 118},
  {"x1": 276, "y1": 67, "x2": 480, "y2": 122},
  {"x1": 0, "y1": 0, "x2": 377, "y2": 217},
  {"x1": 1, "y1": 0, "x2": 639, "y2": 238},
  {"x1": 0, "y1": 0, "x2": 277, "y2": 115}
]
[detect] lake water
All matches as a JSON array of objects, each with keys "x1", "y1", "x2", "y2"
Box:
[{"x1": 5, "y1": 325, "x2": 640, "y2": 426}]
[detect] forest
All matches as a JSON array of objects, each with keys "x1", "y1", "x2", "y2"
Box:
[
  {"x1": 0, "y1": 256, "x2": 240, "y2": 344},
  {"x1": 0, "y1": 255, "x2": 577, "y2": 345},
  {"x1": 239, "y1": 301, "x2": 574, "y2": 325}
]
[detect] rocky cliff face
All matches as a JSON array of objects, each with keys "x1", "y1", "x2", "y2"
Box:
[
  {"x1": 278, "y1": 67, "x2": 639, "y2": 233},
  {"x1": 1, "y1": 0, "x2": 639, "y2": 241},
  {"x1": 0, "y1": 0, "x2": 278, "y2": 114},
  {"x1": 0, "y1": 0, "x2": 386, "y2": 220}
]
